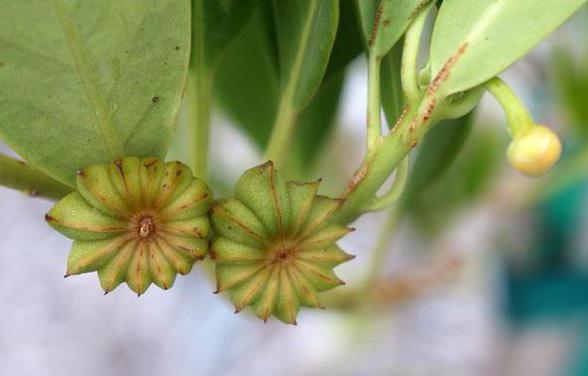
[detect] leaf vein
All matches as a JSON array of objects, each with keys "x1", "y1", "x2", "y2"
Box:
[{"x1": 50, "y1": 0, "x2": 124, "y2": 159}]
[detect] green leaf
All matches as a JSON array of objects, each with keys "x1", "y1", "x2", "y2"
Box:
[
  {"x1": 289, "y1": 0, "x2": 363, "y2": 173},
  {"x1": 214, "y1": 8, "x2": 279, "y2": 148},
  {"x1": 429, "y1": 0, "x2": 587, "y2": 96},
  {"x1": 380, "y1": 44, "x2": 404, "y2": 127},
  {"x1": 325, "y1": 0, "x2": 364, "y2": 76},
  {"x1": 273, "y1": 0, "x2": 339, "y2": 111},
  {"x1": 0, "y1": 0, "x2": 191, "y2": 186},
  {"x1": 216, "y1": 0, "x2": 360, "y2": 171},
  {"x1": 192, "y1": 0, "x2": 258, "y2": 68},
  {"x1": 288, "y1": 71, "x2": 345, "y2": 175},
  {"x1": 355, "y1": 0, "x2": 431, "y2": 57},
  {"x1": 402, "y1": 111, "x2": 474, "y2": 206}
]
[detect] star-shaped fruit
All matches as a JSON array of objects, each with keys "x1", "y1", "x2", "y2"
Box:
[
  {"x1": 46, "y1": 157, "x2": 212, "y2": 295},
  {"x1": 210, "y1": 161, "x2": 354, "y2": 324}
]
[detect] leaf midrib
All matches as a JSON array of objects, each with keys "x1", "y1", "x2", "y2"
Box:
[{"x1": 50, "y1": 0, "x2": 124, "y2": 159}]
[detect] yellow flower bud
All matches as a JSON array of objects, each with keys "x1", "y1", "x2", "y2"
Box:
[{"x1": 507, "y1": 126, "x2": 562, "y2": 177}]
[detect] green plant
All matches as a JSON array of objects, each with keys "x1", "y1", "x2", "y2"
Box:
[{"x1": 0, "y1": 0, "x2": 585, "y2": 325}]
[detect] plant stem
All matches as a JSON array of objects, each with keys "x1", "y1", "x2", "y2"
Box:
[
  {"x1": 363, "y1": 156, "x2": 409, "y2": 212},
  {"x1": 401, "y1": 5, "x2": 429, "y2": 106},
  {"x1": 188, "y1": 68, "x2": 213, "y2": 178},
  {"x1": 367, "y1": 53, "x2": 382, "y2": 151},
  {"x1": 264, "y1": 98, "x2": 297, "y2": 167},
  {"x1": 189, "y1": 0, "x2": 213, "y2": 178},
  {"x1": 0, "y1": 154, "x2": 73, "y2": 200},
  {"x1": 485, "y1": 77, "x2": 534, "y2": 136},
  {"x1": 334, "y1": 93, "x2": 440, "y2": 224},
  {"x1": 264, "y1": 0, "x2": 319, "y2": 167}
]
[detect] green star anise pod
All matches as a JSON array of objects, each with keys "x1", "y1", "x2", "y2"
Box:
[
  {"x1": 210, "y1": 161, "x2": 355, "y2": 324},
  {"x1": 46, "y1": 157, "x2": 212, "y2": 295}
]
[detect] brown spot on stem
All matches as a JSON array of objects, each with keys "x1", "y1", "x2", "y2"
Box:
[
  {"x1": 346, "y1": 165, "x2": 368, "y2": 194},
  {"x1": 408, "y1": 119, "x2": 417, "y2": 133},
  {"x1": 391, "y1": 106, "x2": 409, "y2": 132},
  {"x1": 368, "y1": 4, "x2": 384, "y2": 47},
  {"x1": 428, "y1": 42, "x2": 469, "y2": 97},
  {"x1": 408, "y1": 0, "x2": 434, "y2": 21},
  {"x1": 422, "y1": 98, "x2": 437, "y2": 122}
]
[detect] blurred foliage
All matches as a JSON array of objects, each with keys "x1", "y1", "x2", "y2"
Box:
[
  {"x1": 380, "y1": 45, "x2": 404, "y2": 127},
  {"x1": 215, "y1": 0, "x2": 362, "y2": 177},
  {"x1": 553, "y1": 9, "x2": 588, "y2": 141},
  {"x1": 404, "y1": 118, "x2": 502, "y2": 235},
  {"x1": 554, "y1": 52, "x2": 588, "y2": 139},
  {"x1": 402, "y1": 112, "x2": 474, "y2": 207}
]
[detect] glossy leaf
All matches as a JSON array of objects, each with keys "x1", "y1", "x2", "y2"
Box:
[
  {"x1": 0, "y1": 0, "x2": 190, "y2": 186},
  {"x1": 429, "y1": 0, "x2": 587, "y2": 96},
  {"x1": 355, "y1": 0, "x2": 431, "y2": 57},
  {"x1": 192, "y1": 0, "x2": 257, "y2": 68},
  {"x1": 273, "y1": 0, "x2": 339, "y2": 111}
]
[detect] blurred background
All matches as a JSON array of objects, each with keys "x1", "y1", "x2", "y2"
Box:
[{"x1": 1, "y1": 6, "x2": 588, "y2": 376}]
